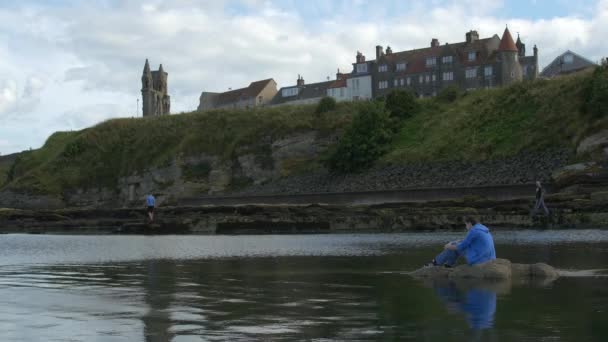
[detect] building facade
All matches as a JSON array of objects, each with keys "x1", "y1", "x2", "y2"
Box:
[
  {"x1": 540, "y1": 50, "x2": 597, "y2": 78},
  {"x1": 141, "y1": 59, "x2": 171, "y2": 117},
  {"x1": 198, "y1": 79, "x2": 277, "y2": 111},
  {"x1": 363, "y1": 28, "x2": 538, "y2": 99}
]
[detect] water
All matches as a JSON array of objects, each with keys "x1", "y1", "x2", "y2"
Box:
[{"x1": 0, "y1": 231, "x2": 607, "y2": 341}]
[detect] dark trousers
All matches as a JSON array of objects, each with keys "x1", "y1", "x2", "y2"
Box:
[
  {"x1": 532, "y1": 198, "x2": 549, "y2": 216},
  {"x1": 434, "y1": 241, "x2": 462, "y2": 267}
]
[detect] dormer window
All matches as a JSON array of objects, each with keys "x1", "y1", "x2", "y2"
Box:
[
  {"x1": 468, "y1": 51, "x2": 476, "y2": 61},
  {"x1": 563, "y1": 54, "x2": 574, "y2": 64},
  {"x1": 426, "y1": 57, "x2": 437, "y2": 67},
  {"x1": 379, "y1": 64, "x2": 388, "y2": 72},
  {"x1": 356, "y1": 63, "x2": 368, "y2": 73},
  {"x1": 396, "y1": 62, "x2": 406, "y2": 71}
]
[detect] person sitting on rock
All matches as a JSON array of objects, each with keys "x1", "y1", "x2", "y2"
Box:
[{"x1": 426, "y1": 217, "x2": 496, "y2": 268}]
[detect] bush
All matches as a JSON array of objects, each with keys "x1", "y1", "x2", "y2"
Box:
[
  {"x1": 326, "y1": 102, "x2": 393, "y2": 172},
  {"x1": 437, "y1": 85, "x2": 461, "y2": 103},
  {"x1": 584, "y1": 65, "x2": 608, "y2": 119},
  {"x1": 385, "y1": 89, "x2": 419, "y2": 119},
  {"x1": 315, "y1": 97, "x2": 337, "y2": 114}
]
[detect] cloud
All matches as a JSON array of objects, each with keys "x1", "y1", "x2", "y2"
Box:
[{"x1": 0, "y1": 0, "x2": 606, "y2": 155}]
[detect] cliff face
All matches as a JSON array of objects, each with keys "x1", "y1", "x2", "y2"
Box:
[{"x1": 1, "y1": 69, "x2": 606, "y2": 209}]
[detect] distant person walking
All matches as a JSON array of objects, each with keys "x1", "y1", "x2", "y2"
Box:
[
  {"x1": 532, "y1": 181, "x2": 549, "y2": 216},
  {"x1": 146, "y1": 194, "x2": 156, "y2": 222}
]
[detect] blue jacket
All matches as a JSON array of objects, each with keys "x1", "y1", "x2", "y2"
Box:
[
  {"x1": 456, "y1": 223, "x2": 496, "y2": 265},
  {"x1": 146, "y1": 195, "x2": 155, "y2": 207}
]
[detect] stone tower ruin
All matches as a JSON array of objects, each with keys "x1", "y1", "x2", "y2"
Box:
[{"x1": 141, "y1": 59, "x2": 170, "y2": 117}]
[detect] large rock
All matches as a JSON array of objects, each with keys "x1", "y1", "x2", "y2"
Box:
[
  {"x1": 552, "y1": 162, "x2": 607, "y2": 189},
  {"x1": 577, "y1": 130, "x2": 608, "y2": 157},
  {"x1": 410, "y1": 259, "x2": 558, "y2": 281}
]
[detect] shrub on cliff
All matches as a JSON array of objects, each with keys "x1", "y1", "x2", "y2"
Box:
[
  {"x1": 316, "y1": 97, "x2": 337, "y2": 115},
  {"x1": 584, "y1": 64, "x2": 608, "y2": 119},
  {"x1": 437, "y1": 85, "x2": 462, "y2": 103},
  {"x1": 325, "y1": 102, "x2": 393, "y2": 172},
  {"x1": 385, "y1": 89, "x2": 419, "y2": 119}
]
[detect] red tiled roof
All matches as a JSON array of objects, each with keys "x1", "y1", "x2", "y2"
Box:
[
  {"x1": 498, "y1": 27, "x2": 518, "y2": 52},
  {"x1": 328, "y1": 78, "x2": 347, "y2": 89},
  {"x1": 374, "y1": 37, "x2": 498, "y2": 75}
]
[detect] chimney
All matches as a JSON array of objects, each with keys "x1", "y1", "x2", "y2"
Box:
[
  {"x1": 375, "y1": 45, "x2": 384, "y2": 59},
  {"x1": 466, "y1": 30, "x2": 479, "y2": 44},
  {"x1": 296, "y1": 74, "x2": 305, "y2": 86},
  {"x1": 431, "y1": 38, "x2": 440, "y2": 47},
  {"x1": 533, "y1": 44, "x2": 538, "y2": 58},
  {"x1": 386, "y1": 46, "x2": 393, "y2": 54},
  {"x1": 356, "y1": 51, "x2": 366, "y2": 63},
  {"x1": 336, "y1": 68, "x2": 344, "y2": 80}
]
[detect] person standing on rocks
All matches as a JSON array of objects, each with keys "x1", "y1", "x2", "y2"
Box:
[
  {"x1": 532, "y1": 181, "x2": 549, "y2": 216},
  {"x1": 146, "y1": 194, "x2": 156, "y2": 222},
  {"x1": 426, "y1": 217, "x2": 496, "y2": 268}
]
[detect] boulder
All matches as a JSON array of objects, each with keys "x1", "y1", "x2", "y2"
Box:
[
  {"x1": 577, "y1": 130, "x2": 608, "y2": 157},
  {"x1": 410, "y1": 259, "x2": 558, "y2": 281}
]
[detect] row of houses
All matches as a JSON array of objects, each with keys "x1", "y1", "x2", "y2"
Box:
[{"x1": 196, "y1": 27, "x2": 598, "y2": 112}]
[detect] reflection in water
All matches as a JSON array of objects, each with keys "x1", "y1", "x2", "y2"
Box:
[
  {"x1": 0, "y1": 233, "x2": 606, "y2": 341},
  {"x1": 433, "y1": 281, "x2": 497, "y2": 330}
]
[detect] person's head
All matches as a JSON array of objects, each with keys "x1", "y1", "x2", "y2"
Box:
[
  {"x1": 536, "y1": 180, "x2": 541, "y2": 188},
  {"x1": 464, "y1": 216, "x2": 478, "y2": 230}
]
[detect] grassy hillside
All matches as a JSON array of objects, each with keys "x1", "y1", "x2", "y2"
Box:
[
  {"x1": 2, "y1": 68, "x2": 605, "y2": 195},
  {"x1": 3, "y1": 103, "x2": 355, "y2": 194},
  {"x1": 385, "y1": 70, "x2": 605, "y2": 162}
]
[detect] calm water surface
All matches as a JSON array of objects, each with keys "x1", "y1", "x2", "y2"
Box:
[{"x1": 0, "y1": 230, "x2": 607, "y2": 341}]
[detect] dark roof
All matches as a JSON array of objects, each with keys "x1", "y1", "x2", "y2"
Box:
[
  {"x1": 540, "y1": 50, "x2": 597, "y2": 77},
  {"x1": 214, "y1": 78, "x2": 275, "y2": 106},
  {"x1": 272, "y1": 80, "x2": 333, "y2": 105},
  {"x1": 498, "y1": 27, "x2": 518, "y2": 52}
]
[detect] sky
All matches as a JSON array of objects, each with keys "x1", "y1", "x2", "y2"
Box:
[{"x1": 0, "y1": 0, "x2": 606, "y2": 155}]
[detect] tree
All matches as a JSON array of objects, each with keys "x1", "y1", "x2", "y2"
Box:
[
  {"x1": 385, "y1": 89, "x2": 419, "y2": 119},
  {"x1": 315, "y1": 96, "x2": 337, "y2": 114},
  {"x1": 326, "y1": 102, "x2": 393, "y2": 172},
  {"x1": 584, "y1": 64, "x2": 608, "y2": 119}
]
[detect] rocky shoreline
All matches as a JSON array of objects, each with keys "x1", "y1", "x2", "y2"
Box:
[{"x1": 1, "y1": 190, "x2": 607, "y2": 235}]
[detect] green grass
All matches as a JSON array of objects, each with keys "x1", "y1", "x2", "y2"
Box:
[
  {"x1": 384, "y1": 70, "x2": 605, "y2": 162},
  {"x1": 4, "y1": 103, "x2": 355, "y2": 194},
  {"x1": 2, "y1": 69, "x2": 605, "y2": 195}
]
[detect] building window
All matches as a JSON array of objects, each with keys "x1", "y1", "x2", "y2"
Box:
[
  {"x1": 466, "y1": 67, "x2": 477, "y2": 78},
  {"x1": 523, "y1": 66, "x2": 528, "y2": 76},
  {"x1": 394, "y1": 79, "x2": 398, "y2": 87},
  {"x1": 340, "y1": 88, "x2": 344, "y2": 97},
  {"x1": 378, "y1": 80, "x2": 389, "y2": 89},
  {"x1": 400, "y1": 78, "x2": 405, "y2": 86},
  {"x1": 419, "y1": 75, "x2": 423, "y2": 83},
  {"x1": 396, "y1": 62, "x2": 407, "y2": 71},
  {"x1": 407, "y1": 77, "x2": 411, "y2": 85},
  {"x1": 356, "y1": 63, "x2": 367, "y2": 73},
  {"x1": 442, "y1": 71, "x2": 454, "y2": 81},
  {"x1": 468, "y1": 51, "x2": 476, "y2": 61},
  {"x1": 281, "y1": 87, "x2": 298, "y2": 97},
  {"x1": 379, "y1": 64, "x2": 388, "y2": 72},
  {"x1": 563, "y1": 54, "x2": 574, "y2": 64},
  {"x1": 426, "y1": 57, "x2": 437, "y2": 67},
  {"x1": 425, "y1": 75, "x2": 430, "y2": 83},
  {"x1": 432, "y1": 74, "x2": 436, "y2": 82},
  {"x1": 442, "y1": 55, "x2": 453, "y2": 64},
  {"x1": 484, "y1": 66, "x2": 493, "y2": 77}
]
